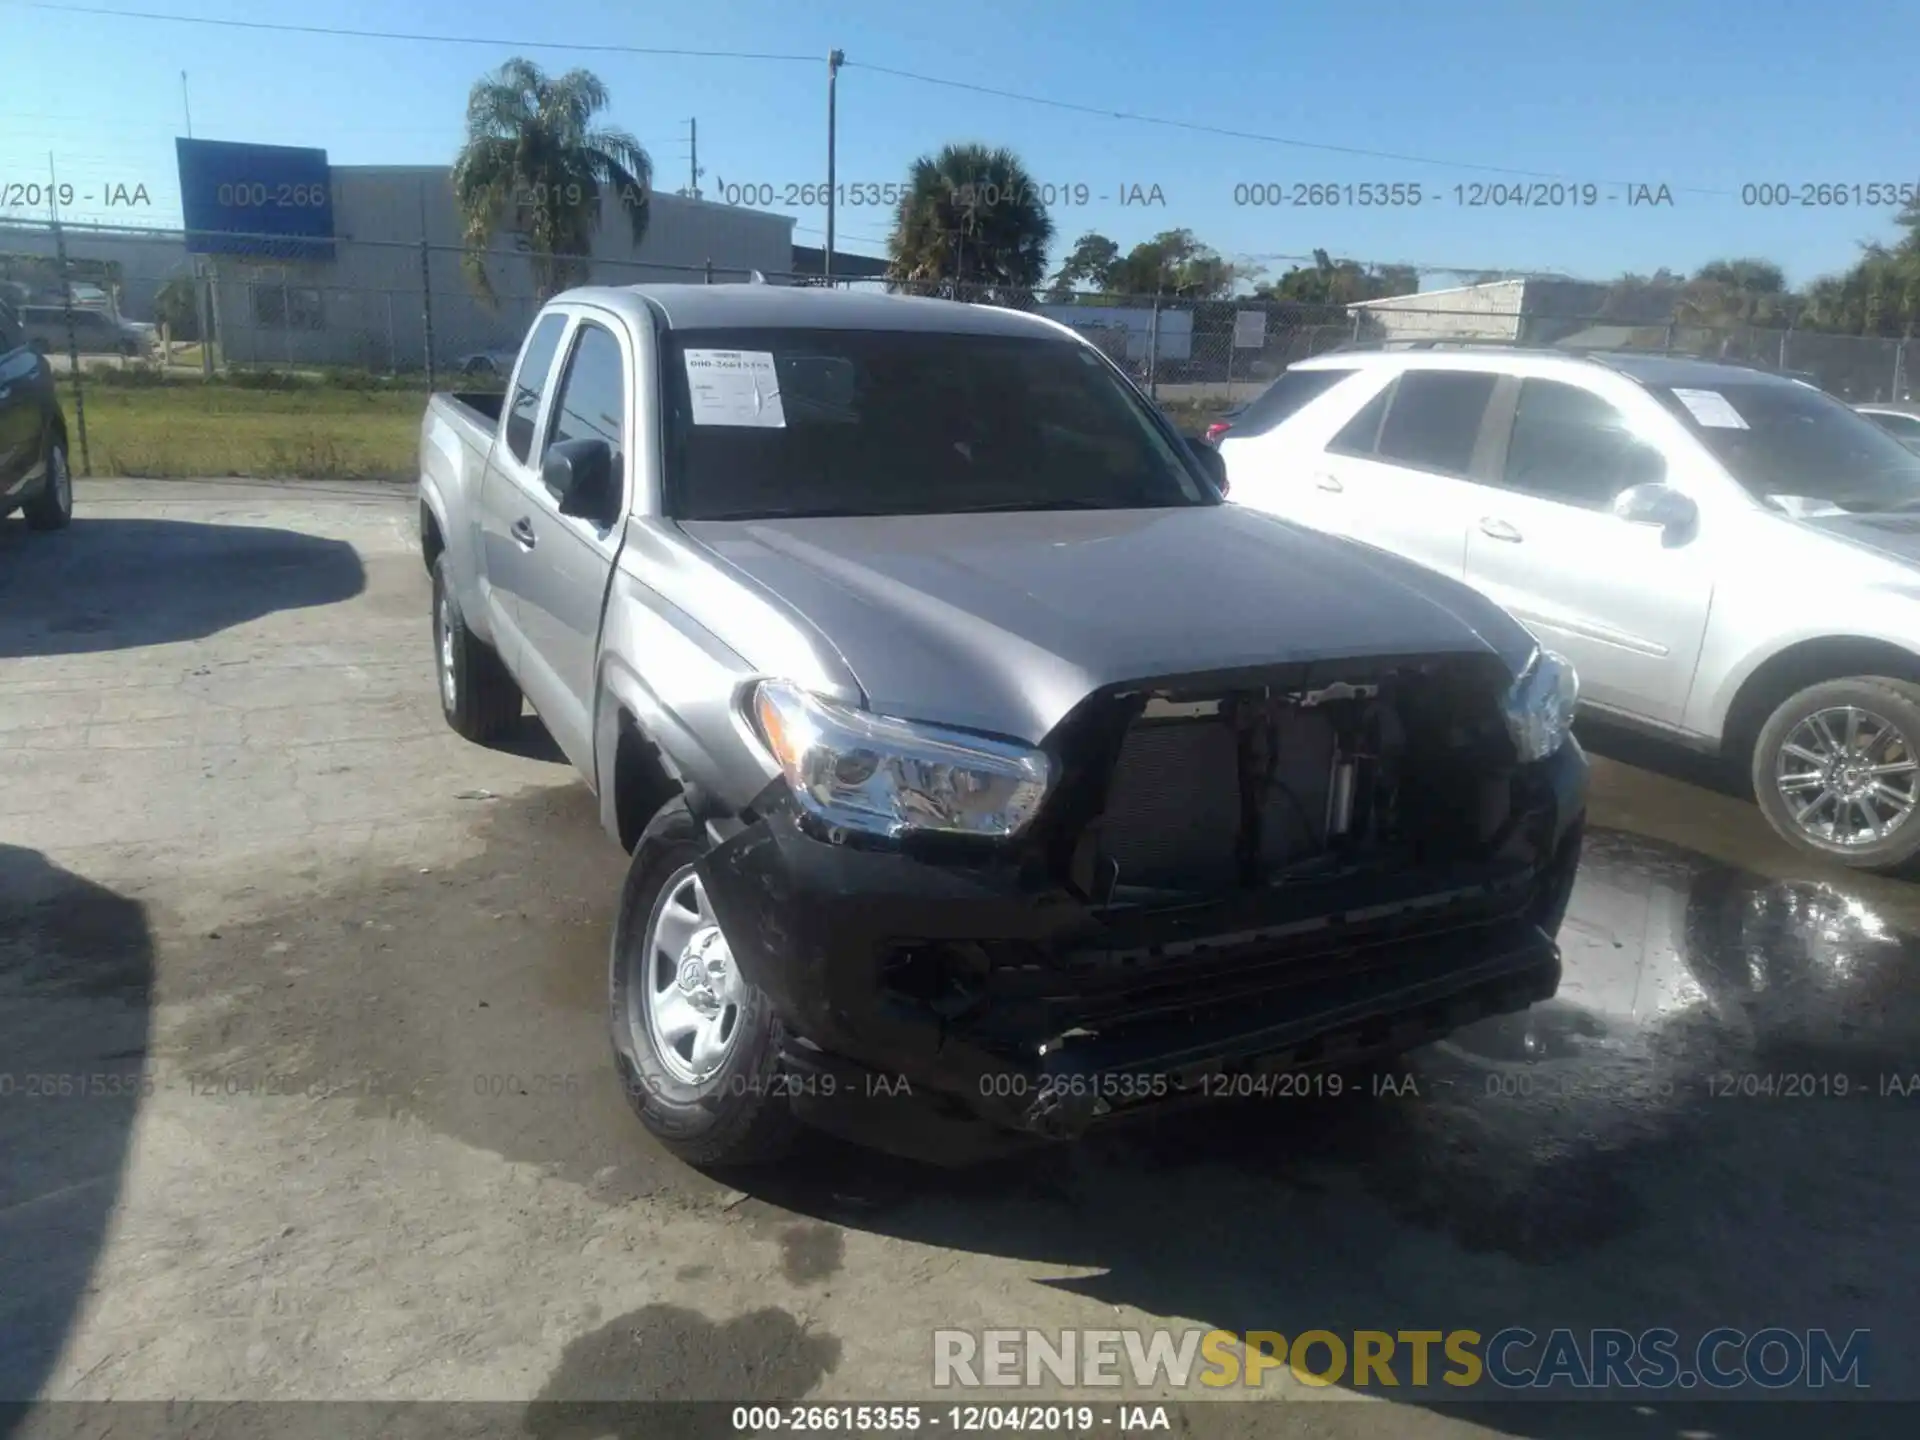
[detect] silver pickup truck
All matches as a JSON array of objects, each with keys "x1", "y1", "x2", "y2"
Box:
[{"x1": 417, "y1": 284, "x2": 1589, "y2": 1167}]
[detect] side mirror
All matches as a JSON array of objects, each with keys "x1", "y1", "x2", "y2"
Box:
[
  {"x1": 1612, "y1": 482, "x2": 1697, "y2": 533},
  {"x1": 1187, "y1": 438, "x2": 1229, "y2": 496},
  {"x1": 542, "y1": 437, "x2": 620, "y2": 525}
]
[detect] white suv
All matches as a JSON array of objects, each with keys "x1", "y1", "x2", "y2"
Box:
[{"x1": 1219, "y1": 346, "x2": 1920, "y2": 872}]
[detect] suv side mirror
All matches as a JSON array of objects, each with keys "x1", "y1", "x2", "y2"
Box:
[
  {"x1": 1612, "y1": 482, "x2": 1697, "y2": 534},
  {"x1": 542, "y1": 437, "x2": 620, "y2": 525},
  {"x1": 1187, "y1": 438, "x2": 1229, "y2": 496}
]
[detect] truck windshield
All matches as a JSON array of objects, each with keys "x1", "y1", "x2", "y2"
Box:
[
  {"x1": 660, "y1": 327, "x2": 1217, "y2": 519},
  {"x1": 1652, "y1": 380, "x2": 1920, "y2": 514}
]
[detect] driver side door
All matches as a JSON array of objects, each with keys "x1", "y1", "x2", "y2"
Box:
[{"x1": 1462, "y1": 377, "x2": 1714, "y2": 727}]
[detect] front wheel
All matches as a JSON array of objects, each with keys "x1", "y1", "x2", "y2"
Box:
[
  {"x1": 1751, "y1": 677, "x2": 1920, "y2": 872},
  {"x1": 609, "y1": 797, "x2": 800, "y2": 1167},
  {"x1": 22, "y1": 439, "x2": 72, "y2": 531}
]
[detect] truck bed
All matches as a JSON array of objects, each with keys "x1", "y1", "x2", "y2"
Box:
[{"x1": 444, "y1": 391, "x2": 506, "y2": 425}]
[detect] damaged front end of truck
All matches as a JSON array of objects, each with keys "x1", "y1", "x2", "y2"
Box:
[{"x1": 696, "y1": 649, "x2": 1586, "y2": 1163}]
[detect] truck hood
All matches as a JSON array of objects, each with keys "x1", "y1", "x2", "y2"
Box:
[{"x1": 677, "y1": 505, "x2": 1534, "y2": 744}]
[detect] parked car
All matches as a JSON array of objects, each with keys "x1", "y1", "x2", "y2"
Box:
[
  {"x1": 1857, "y1": 406, "x2": 1920, "y2": 453},
  {"x1": 1220, "y1": 347, "x2": 1920, "y2": 871},
  {"x1": 0, "y1": 301, "x2": 74, "y2": 530},
  {"x1": 455, "y1": 347, "x2": 519, "y2": 378},
  {"x1": 1200, "y1": 404, "x2": 1245, "y2": 449},
  {"x1": 19, "y1": 303, "x2": 155, "y2": 358},
  {"x1": 418, "y1": 285, "x2": 1588, "y2": 1167}
]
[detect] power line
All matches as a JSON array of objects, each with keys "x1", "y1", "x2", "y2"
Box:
[
  {"x1": 842, "y1": 61, "x2": 1731, "y2": 197},
  {"x1": 10, "y1": 1, "x2": 1736, "y2": 193},
  {"x1": 7, "y1": 2, "x2": 819, "y2": 62}
]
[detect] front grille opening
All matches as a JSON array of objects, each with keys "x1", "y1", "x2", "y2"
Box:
[{"x1": 1072, "y1": 659, "x2": 1511, "y2": 903}]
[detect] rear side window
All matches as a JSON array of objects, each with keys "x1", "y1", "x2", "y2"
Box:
[
  {"x1": 1375, "y1": 371, "x2": 1498, "y2": 475},
  {"x1": 505, "y1": 313, "x2": 569, "y2": 464},
  {"x1": 1233, "y1": 367, "x2": 1358, "y2": 437},
  {"x1": 1328, "y1": 383, "x2": 1393, "y2": 456}
]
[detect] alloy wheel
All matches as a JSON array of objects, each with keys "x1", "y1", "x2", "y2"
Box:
[{"x1": 1774, "y1": 704, "x2": 1920, "y2": 847}]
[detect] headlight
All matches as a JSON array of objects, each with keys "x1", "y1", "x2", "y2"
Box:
[
  {"x1": 751, "y1": 679, "x2": 1052, "y2": 839},
  {"x1": 1502, "y1": 648, "x2": 1579, "y2": 762}
]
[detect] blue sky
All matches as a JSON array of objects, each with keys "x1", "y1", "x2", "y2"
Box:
[{"x1": 3, "y1": 0, "x2": 1916, "y2": 290}]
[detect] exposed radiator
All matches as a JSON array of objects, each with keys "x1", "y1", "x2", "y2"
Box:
[{"x1": 1093, "y1": 708, "x2": 1342, "y2": 890}]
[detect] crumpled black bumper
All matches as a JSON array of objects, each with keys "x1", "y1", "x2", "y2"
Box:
[{"x1": 696, "y1": 741, "x2": 1586, "y2": 1164}]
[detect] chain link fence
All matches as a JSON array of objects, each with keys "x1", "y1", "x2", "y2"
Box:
[{"x1": 5, "y1": 216, "x2": 1914, "y2": 474}]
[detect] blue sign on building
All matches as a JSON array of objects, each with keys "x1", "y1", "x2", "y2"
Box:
[{"x1": 176, "y1": 139, "x2": 336, "y2": 259}]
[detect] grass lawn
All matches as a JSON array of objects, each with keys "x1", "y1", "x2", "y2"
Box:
[
  {"x1": 52, "y1": 375, "x2": 1225, "y2": 482},
  {"x1": 59, "y1": 379, "x2": 423, "y2": 480}
]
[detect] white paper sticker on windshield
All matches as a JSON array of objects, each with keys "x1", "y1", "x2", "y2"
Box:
[
  {"x1": 683, "y1": 349, "x2": 786, "y2": 428},
  {"x1": 1671, "y1": 388, "x2": 1750, "y2": 429}
]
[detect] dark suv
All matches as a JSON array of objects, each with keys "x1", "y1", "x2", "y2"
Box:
[{"x1": 0, "y1": 301, "x2": 72, "y2": 531}]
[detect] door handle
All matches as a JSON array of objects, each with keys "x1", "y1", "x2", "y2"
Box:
[
  {"x1": 1314, "y1": 473, "x2": 1344, "y2": 493},
  {"x1": 510, "y1": 517, "x2": 537, "y2": 549},
  {"x1": 1478, "y1": 516, "x2": 1523, "y2": 542}
]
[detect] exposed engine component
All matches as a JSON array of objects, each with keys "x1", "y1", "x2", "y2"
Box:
[{"x1": 1082, "y1": 661, "x2": 1506, "y2": 900}]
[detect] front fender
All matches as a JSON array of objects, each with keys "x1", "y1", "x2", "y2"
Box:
[
  {"x1": 592, "y1": 574, "x2": 782, "y2": 844},
  {"x1": 1689, "y1": 609, "x2": 1920, "y2": 741}
]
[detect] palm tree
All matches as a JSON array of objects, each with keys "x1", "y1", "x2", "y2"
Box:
[
  {"x1": 885, "y1": 143, "x2": 1054, "y2": 306},
  {"x1": 452, "y1": 58, "x2": 653, "y2": 304}
]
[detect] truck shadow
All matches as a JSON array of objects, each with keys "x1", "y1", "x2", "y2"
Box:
[
  {"x1": 741, "y1": 828, "x2": 1920, "y2": 1434},
  {"x1": 0, "y1": 517, "x2": 364, "y2": 659},
  {"x1": 0, "y1": 846, "x2": 155, "y2": 1407}
]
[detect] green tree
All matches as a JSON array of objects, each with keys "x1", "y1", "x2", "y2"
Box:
[
  {"x1": 1679, "y1": 257, "x2": 1791, "y2": 331},
  {"x1": 1047, "y1": 231, "x2": 1122, "y2": 299},
  {"x1": 886, "y1": 143, "x2": 1055, "y2": 304},
  {"x1": 1254, "y1": 249, "x2": 1416, "y2": 307},
  {"x1": 452, "y1": 58, "x2": 653, "y2": 304},
  {"x1": 1106, "y1": 229, "x2": 1240, "y2": 298},
  {"x1": 1597, "y1": 268, "x2": 1689, "y2": 323}
]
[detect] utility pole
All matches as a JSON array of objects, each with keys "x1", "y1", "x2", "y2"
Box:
[
  {"x1": 181, "y1": 71, "x2": 194, "y2": 137},
  {"x1": 48, "y1": 156, "x2": 91, "y2": 474},
  {"x1": 825, "y1": 49, "x2": 844, "y2": 283},
  {"x1": 680, "y1": 119, "x2": 703, "y2": 200}
]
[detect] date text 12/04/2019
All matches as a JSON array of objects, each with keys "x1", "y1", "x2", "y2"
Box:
[
  {"x1": 2, "y1": 181, "x2": 152, "y2": 210},
  {"x1": 1231, "y1": 182, "x2": 1675, "y2": 208}
]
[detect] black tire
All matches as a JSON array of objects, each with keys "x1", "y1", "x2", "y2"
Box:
[
  {"x1": 1750, "y1": 676, "x2": 1920, "y2": 873},
  {"x1": 432, "y1": 553, "x2": 522, "y2": 742},
  {"x1": 22, "y1": 437, "x2": 72, "y2": 532},
  {"x1": 608, "y1": 797, "x2": 800, "y2": 1168}
]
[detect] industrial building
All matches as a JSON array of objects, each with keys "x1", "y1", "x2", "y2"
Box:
[
  {"x1": 210, "y1": 164, "x2": 795, "y2": 369},
  {"x1": 4, "y1": 156, "x2": 797, "y2": 370},
  {"x1": 1347, "y1": 277, "x2": 1613, "y2": 345}
]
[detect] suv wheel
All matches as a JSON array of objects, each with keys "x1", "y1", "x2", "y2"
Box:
[
  {"x1": 609, "y1": 797, "x2": 800, "y2": 1167},
  {"x1": 23, "y1": 439, "x2": 72, "y2": 531},
  {"x1": 432, "y1": 554, "x2": 522, "y2": 741},
  {"x1": 1751, "y1": 677, "x2": 1920, "y2": 872}
]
